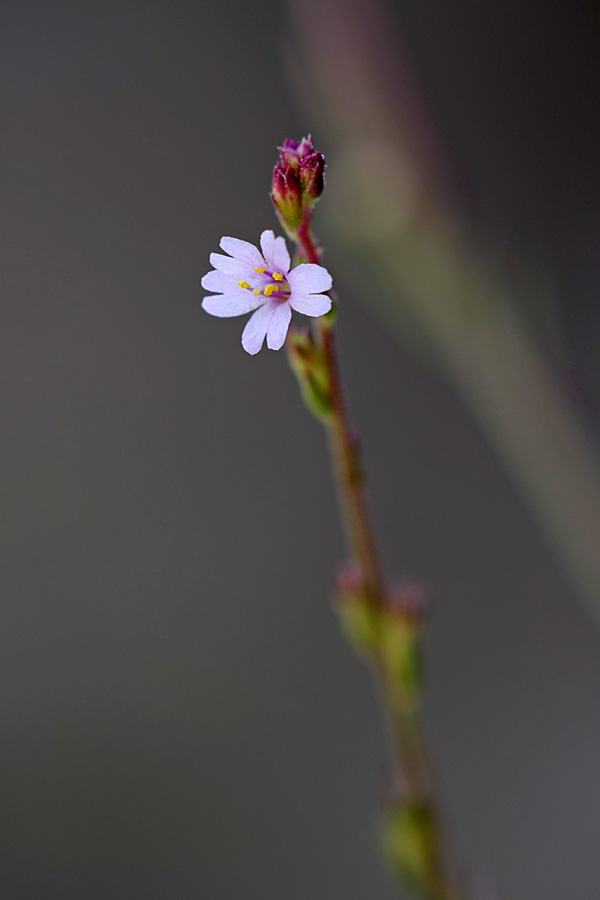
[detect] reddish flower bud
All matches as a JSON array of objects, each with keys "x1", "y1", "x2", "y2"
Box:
[
  {"x1": 295, "y1": 135, "x2": 315, "y2": 159},
  {"x1": 270, "y1": 162, "x2": 303, "y2": 229},
  {"x1": 334, "y1": 560, "x2": 366, "y2": 598},
  {"x1": 299, "y1": 152, "x2": 326, "y2": 200},
  {"x1": 385, "y1": 581, "x2": 430, "y2": 621},
  {"x1": 278, "y1": 145, "x2": 300, "y2": 173},
  {"x1": 278, "y1": 135, "x2": 316, "y2": 172}
]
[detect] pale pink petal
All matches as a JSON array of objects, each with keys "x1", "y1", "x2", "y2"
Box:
[
  {"x1": 266, "y1": 302, "x2": 292, "y2": 350},
  {"x1": 241, "y1": 302, "x2": 277, "y2": 355},
  {"x1": 260, "y1": 230, "x2": 291, "y2": 274},
  {"x1": 201, "y1": 269, "x2": 238, "y2": 293},
  {"x1": 287, "y1": 263, "x2": 332, "y2": 294},
  {"x1": 289, "y1": 292, "x2": 332, "y2": 317},
  {"x1": 209, "y1": 252, "x2": 248, "y2": 276},
  {"x1": 220, "y1": 236, "x2": 265, "y2": 268},
  {"x1": 202, "y1": 292, "x2": 264, "y2": 318}
]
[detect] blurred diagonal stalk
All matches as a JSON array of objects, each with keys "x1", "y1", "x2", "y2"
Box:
[{"x1": 287, "y1": 0, "x2": 600, "y2": 617}]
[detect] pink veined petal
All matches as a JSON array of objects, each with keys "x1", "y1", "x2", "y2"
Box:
[
  {"x1": 289, "y1": 292, "x2": 332, "y2": 317},
  {"x1": 266, "y1": 301, "x2": 292, "y2": 350},
  {"x1": 241, "y1": 301, "x2": 278, "y2": 354},
  {"x1": 202, "y1": 292, "x2": 265, "y2": 318},
  {"x1": 209, "y1": 252, "x2": 249, "y2": 277},
  {"x1": 287, "y1": 263, "x2": 332, "y2": 295},
  {"x1": 220, "y1": 236, "x2": 265, "y2": 268},
  {"x1": 201, "y1": 269, "x2": 240, "y2": 293},
  {"x1": 259, "y1": 230, "x2": 291, "y2": 274}
]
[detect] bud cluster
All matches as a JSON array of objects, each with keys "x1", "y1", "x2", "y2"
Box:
[
  {"x1": 334, "y1": 566, "x2": 429, "y2": 705},
  {"x1": 271, "y1": 135, "x2": 326, "y2": 236}
]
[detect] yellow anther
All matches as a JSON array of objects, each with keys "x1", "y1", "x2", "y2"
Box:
[
  {"x1": 272, "y1": 272, "x2": 284, "y2": 281},
  {"x1": 253, "y1": 288, "x2": 261, "y2": 295},
  {"x1": 264, "y1": 285, "x2": 280, "y2": 297},
  {"x1": 253, "y1": 267, "x2": 266, "y2": 274},
  {"x1": 237, "y1": 280, "x2": 251, "y2": 290}
]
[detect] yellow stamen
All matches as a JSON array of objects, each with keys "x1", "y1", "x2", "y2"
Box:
[
  {"x1": 253, "y1": 267, "x2": 266, "y2": 274},
  {"x1": 272, "y1": 272, "x2": 284, "y2": 281},
  {"x1": 264, "y1": 285, "x2": 280, "y2": 297},
  {"x1": 253, "y1": 288, "x2": 261, "y2": 295},
  {"x1": 237, "y1": 280, "x2": 251, "y2": 290}
]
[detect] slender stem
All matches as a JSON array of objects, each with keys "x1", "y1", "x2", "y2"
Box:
[
  {"x1": 296, "y1": 216, "x2": 463, "y2": 900},
  {"x1": 298, "y1": 214, "x2": 384, "y2": 602},
  {"x1": 385, "y1": 695, "x2": 458, "y2": 900},
  {"x1": 318, "y1": 319, "x2": 385, "y2": 602}
]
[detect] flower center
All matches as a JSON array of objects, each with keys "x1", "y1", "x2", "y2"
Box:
[{"x1": 237, "y1": 267, "x2": 290, "y2": 302}]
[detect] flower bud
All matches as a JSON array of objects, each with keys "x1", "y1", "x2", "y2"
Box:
[
  {"x1": 299, "y1": 152, "x2": 326, "y2": 201},
  {"x1": 379, "y1": 583, "x2": 429, "y2": 705},
  {"x1": 333, "y1": 562, "x2": 380, "y2": 658},
  {"x1": 386, "y1": 581, "x2": 430, "y2": 620},
  {"x1": 278, "y1": 135, "x2": 315, "y2": 171},
  {"x1": 270, "y1": 162, "x2": 303, "y2": 230}
]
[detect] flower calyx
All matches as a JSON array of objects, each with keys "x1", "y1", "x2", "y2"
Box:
[{"x1": 286, "y1": 327, "x2": 334, "y2": 419}]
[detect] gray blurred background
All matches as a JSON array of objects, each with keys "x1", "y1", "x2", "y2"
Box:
[{"x1": 1, "y1": 1, "x2": 600, "y2": 898}]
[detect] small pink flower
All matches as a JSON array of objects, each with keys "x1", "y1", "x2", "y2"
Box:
[{"x1": 201, "y1": 230, "x2": 332, "y2": 355}]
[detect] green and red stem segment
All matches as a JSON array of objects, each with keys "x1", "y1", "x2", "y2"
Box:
[{"x1": 294, "y1": 215, "x2": 464, "y2": 900}]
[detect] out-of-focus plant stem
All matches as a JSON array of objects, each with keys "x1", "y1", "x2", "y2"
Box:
[
  {"x1": 288, "y1": 0, "x2": 600, "y2": 620},
  {"x1": 297, "y1": 221, "x2": 464, "y2": 900}
]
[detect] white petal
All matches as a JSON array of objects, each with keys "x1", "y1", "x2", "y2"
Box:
[
  {"x1": 241, "y1": 302, "x2": 277, "y2": 354},
  {"x1": 201, "y1": 269, "x2": 238, "y2": 293},
  {"x1": 289, "y1": 293, "x2": 332, "y2": 317},
  {"x1": 266, "y1": 302, "x2": 292, "y2": 350},
  {"x1": 220, "y1": 236, "x2": 265, "y2": 268},
  {"x1": 260, "y1": 230, "x2": 291, "y2": 274},
  {"x1": 202, "y1": 293, "x2": 265, "y2": 318},
  {"x1": 209, "y1": 253, "x2": 248, "y2": 276},
  {"x1": 287, "y1": 263, "x2": 332, "y2": 294}
]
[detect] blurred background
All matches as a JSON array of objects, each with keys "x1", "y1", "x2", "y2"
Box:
[{"x1": 1, "y1": 0, "x2": 600, "y2": 897}]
